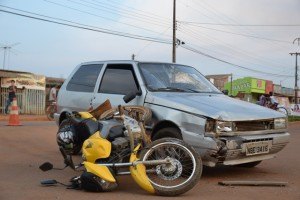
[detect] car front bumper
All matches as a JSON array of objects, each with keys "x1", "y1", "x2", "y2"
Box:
[
  {"x1": 220, "y1": 132, "x2": 290, "y2": 165},
  {"x1": 189, "y1": 132, "x2": 290, "y2": 167}
]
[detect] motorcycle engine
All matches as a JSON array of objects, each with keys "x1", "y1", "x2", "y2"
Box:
[{"x1": 111, "y1": 137, "x2": 129, "y2": 150}]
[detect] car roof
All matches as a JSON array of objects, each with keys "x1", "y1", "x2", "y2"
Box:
[{"x1": 80, "y1": 60, "x2": 187, "y2": 66}]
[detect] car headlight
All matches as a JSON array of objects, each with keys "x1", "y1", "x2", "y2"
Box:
[
  {"x1": 274, "y1": 118, "x2": 287, "y2": 129},
  {"x1": 216, "y1": 121, "x2": 234, "y2": 133},
  {"x1": 205, "y1": 120, "x2": 234, "y2": 137}
]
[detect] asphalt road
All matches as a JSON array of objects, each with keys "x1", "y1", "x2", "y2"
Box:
[{"x1": 0, "y1": 121, "x2": 299, "y2": 200}]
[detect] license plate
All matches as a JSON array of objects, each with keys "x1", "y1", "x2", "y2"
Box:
[{"x1": 245, "y1": 141, "x2": 270, "y2": 156}]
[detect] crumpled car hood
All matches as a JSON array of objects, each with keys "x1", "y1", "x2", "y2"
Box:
[{"x1": 145, "y1": 92, "x2": 285, "y2": 121}]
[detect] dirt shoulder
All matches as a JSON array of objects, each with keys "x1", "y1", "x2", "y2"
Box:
[{"x1": 0, "y1": 114, "x2": 49, "y2": 122}]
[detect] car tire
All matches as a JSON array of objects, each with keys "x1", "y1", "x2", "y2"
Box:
[
  {"x1": 152, "y1": 127, "x2": 182, "y2": 141},
  {"x1": 236, "y1": 161, "x2": 262, "y2": 168}
]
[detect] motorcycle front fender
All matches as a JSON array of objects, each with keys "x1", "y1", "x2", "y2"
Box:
[
  {"x1": 129, "y1": 145, "x2": 155, "y2": 194},
  {"x1": 83, "y1": 161, "x2": 116, "y2": 183}
]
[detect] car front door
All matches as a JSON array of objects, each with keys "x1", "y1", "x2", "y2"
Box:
[{"x1": 93, "y1": 63, "x2": 145, "y2": 107}]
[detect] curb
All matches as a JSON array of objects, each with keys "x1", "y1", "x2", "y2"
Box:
[{"x1": 0, "y1": 115, "x2": 49, "y2": 122}]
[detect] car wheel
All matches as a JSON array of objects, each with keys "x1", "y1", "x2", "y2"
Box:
[{"x1": 152, "y1": 127, "x2": 182, "y2": 141}]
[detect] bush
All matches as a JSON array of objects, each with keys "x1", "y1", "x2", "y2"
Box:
[{"x1": 288, "y1": 115, "x2": 300, "y2": 122}]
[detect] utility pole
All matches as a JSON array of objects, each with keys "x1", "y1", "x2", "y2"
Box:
[
  {"x1": 230, "y1": 73, "x2": 233, "y2": 96},
  {"x1": 290, "y1": 38, "x2": 300, "y2": 104},
  {"x1": 1, "y1": 43, "x2": 20, "y2": 69},
  {"x1": 2, "y1": 46, "x2": 10, "y2": 69},
  {"x1": 290, "y1": 52, "x2": 299, "y2": 104},
  {"x1": 172, "y1": 0, "x2": 176, "y2": 63}
]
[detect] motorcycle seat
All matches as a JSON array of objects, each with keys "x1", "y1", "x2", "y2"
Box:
[{"x1": 71, "y1": 118, "x2": 102, "y2": 144}]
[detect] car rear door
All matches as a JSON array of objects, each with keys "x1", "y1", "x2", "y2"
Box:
[
  {"x1": 93, "y1": 63, "x2": 145, "y2": 107},
  {"x1": 60, "y1": 63, "x2": 104, "y2": 111}
]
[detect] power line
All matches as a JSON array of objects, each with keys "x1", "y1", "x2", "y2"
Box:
[
  {"x1": 186, "y1": 0, "x2": 293, "y2": 50},
  {"x1": 177, "y1": 0, "x2": 222, "y2": 23},
  {"x1": 100, "y1": 0, "x2": 170, "y2": 23},
  {"x1": 180, "y1": 23, "x2": 292, "y2": 44},
  {"x1": 180, "y1": 21, "x2": 300, "y2": 27},
  {"x1": 66, "y1": 0, "x2": 170, "y2": 27},
  {"x1": 135, "y1": 27, "x2": 171, "y2": 57},
  {"x1": 43, "y1": 0, "x2": 168, "y2": 35},
  {"x1": 80, "y1": 0, "x2": 170, "y2": 26},
  {"x1": 180, "y1": 44, "x2": 293, "y2": 77},
  {"x1": 0, "y1": 8, "x2": 172, "y2": 44},
  {"x1": 191, "y1": 0, "x2": 235, "y2": 23},
  {"x1": 177, "y1": 26, "x2": 293, "y2": 71}
]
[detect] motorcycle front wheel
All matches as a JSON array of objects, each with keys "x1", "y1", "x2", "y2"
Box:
[
  {"x1": 140, "y1": 138, "x2": 202, "y2": 196},
  {"x1": 46, "y1": 105, "x2": 56, "y2": 120}
]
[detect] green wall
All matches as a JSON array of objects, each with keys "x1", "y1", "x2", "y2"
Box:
[{"x1": 225, "y1": 77, "x2": 266, "y2": 96}]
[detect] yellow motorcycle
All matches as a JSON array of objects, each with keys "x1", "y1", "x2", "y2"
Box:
[{"x1": 40, "y1": 93, "x2": 202, "y2": 196}]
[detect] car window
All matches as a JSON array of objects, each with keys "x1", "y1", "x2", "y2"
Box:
[
  {"x1": 139, "y1": 63, "x2": 221, "y2": 93},
  {"x1": 99, "y1": 64, "x2": 139, "y2": 95},
  {"x1": 66, "y1": 64, "x2": 103, "y2": 92}
]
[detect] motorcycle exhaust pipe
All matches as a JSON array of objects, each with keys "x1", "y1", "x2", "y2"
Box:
[{"x1": 96, "y1": 158, "x2": 171, "y2": 168}]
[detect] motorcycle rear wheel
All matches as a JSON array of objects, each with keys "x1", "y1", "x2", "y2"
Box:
[{"x1": 140, "y1": 138, "x2": 202, "y2": 196}]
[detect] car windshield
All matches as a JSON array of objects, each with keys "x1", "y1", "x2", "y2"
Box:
[{"x1": 139, "y1": 63, "x2": 221, "y2": 93}]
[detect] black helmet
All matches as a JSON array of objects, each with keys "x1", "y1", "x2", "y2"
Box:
[{"x1": 57, "y1": 122, "x2": 75, "y2": 152}]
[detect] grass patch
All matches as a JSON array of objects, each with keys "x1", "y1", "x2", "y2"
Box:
[{"x1": 288, "y1": 115, "x2": 300, "y2": 122}]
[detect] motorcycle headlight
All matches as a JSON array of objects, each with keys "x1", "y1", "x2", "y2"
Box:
[{"x1": 274, "y1": 118, "x2": 287, "y2": 129}]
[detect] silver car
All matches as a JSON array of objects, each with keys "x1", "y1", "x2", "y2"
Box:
[{"x1": 55, "y1": 61, "x2": 290, "y2": 167}]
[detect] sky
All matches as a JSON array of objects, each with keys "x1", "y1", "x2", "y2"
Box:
[{"x1": 0, "y1": 0, "x2": 300, "y2": 88}]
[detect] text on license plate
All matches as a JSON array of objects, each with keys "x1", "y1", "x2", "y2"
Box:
[{"x1": 245, "y1": 141, "x2": 270, "y2": 156}]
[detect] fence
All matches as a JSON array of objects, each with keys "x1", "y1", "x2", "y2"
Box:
[{"x1": 0, "y1": 88, "x2": 45, "y2": 115}]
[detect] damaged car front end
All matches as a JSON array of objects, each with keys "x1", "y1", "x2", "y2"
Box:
[
  {"x1": 144, "y1": 91, "x2": 290, "y2": 168},
  {"x1": 140, "y1": 62, "x2": 290, "y2": 167},
  {"x1": 203, "y1": 118, "x2": 289, "y2": 166}
]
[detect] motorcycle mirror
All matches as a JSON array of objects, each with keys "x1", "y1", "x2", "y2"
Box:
[
  {"x1": 39, "y1": 162, "x2": 53, "y2": 172},
  {"x1": 123, "y1": 92, "x2": 137, "y2": 103},
  {"x1": 40, "y1": 179, "x2": 58, "y2": 186}
]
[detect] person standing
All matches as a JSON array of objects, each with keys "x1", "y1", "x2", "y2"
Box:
[
  {"x1": 5, "y1": 80, "x2": 17, "y2": 114},
  {"x1": 259, "y1": 94, "x2": 266, "y2": 106},
  {"x1": 49, "y1": 85, "x2": 59, "y2": 102}
]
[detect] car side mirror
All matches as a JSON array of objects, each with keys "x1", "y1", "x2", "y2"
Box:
[
  {"x1": 222, "y1": 90, "x2": 229, "y2": 95},
  {"x1": 123, "y1": 92, "x2": 137, "y2": 103}
]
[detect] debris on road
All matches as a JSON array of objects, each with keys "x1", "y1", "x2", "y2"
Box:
[{"x1": 218, "y1": 180, "x2": 288, "y2": 187}]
